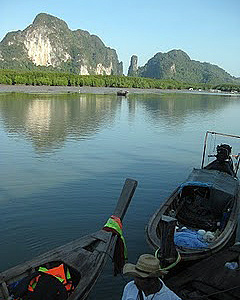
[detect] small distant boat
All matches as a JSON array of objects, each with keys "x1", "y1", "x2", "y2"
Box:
[
  {"x1": 146, "y1": 131, "x2": 240, "y2": 265},
  {"x1": 165, "y1": 242, "x2": 240, "y2": 299},
  {"x1": 117, "y1": 90, "x2": 129, "y2": 96},
  {"x1": 0, "y1": 178, "x2": 138, "y2": 300}
]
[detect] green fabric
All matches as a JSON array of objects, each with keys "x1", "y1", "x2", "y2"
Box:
[
  {"x1": 38, "y1": 266, "x2": 48, "y2": 272},
  {"x1": 104, "y1": 217, "x2": 127, "y2": 260},
  {"x1": 31, "y1": 280, "x2": 38, "y2": 290},
  {"x1": 66, "y1": 268, "x2": 71, "y2": 280}
]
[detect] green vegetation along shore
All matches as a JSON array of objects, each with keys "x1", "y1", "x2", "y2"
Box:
[{"x1": 0, "y1": 69, "x2": 240, "y2": 93}]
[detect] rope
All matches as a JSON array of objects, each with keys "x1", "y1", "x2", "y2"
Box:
[{"x1": 154, "y1": 250, "x2": 181, "y2": 272}]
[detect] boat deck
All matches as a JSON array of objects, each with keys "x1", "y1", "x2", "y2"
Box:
[{"x1": 165, "y1": 243, "x2": 240, "y2": 299}]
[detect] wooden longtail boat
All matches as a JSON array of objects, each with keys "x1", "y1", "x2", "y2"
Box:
[
  {"x1": 117, "y1": 90, "x2": 129, "y2": 97},
  {"x1": 165, "y1": 242, "x2": 240, "y2": 299},
  {"x1": 0, "y1": 178, "x2": 138, "y2": 300},
  {"x1": 146, "y1": 131, "x2": 240, "y2": 265}
]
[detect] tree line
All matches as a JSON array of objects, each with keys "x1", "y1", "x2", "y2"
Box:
[{"x1": 0, "y1": 69, "x2": 239, "y2": 92}]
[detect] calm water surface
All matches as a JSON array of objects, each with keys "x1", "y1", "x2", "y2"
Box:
[{"x1": 0, "y1": 92, "x2": 240, "y2": 299}]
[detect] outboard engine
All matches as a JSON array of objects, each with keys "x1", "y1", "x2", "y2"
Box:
[
  {"x1": 204, "y1": 143, "x2": 234, "y2": 176},
  {"x1": 216, "y1": 144, "x2": 232, "y2": 162}
]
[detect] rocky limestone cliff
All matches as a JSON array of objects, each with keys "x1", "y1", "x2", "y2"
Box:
[
  {"x1": 127, "y1": 55, "x2": 138, "y2": 77},
  {"x1": 0, "y1": 13, "x2": 123, "y2": 75}
]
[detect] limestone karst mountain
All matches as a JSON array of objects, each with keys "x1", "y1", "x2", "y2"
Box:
[
  {"x1": 0, "y1": 14, "x2": 239, "y2": 84},
  {"x1": 128, "y1": 50, "x2": 237, "y2": 84},
  {"x1": 0, "y1": 13, "x2": 123, "y2": 75}
]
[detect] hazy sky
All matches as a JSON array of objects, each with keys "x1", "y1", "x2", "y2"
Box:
[{"x1": 1, "y1": 0, "x2": 240, "y2": 76}]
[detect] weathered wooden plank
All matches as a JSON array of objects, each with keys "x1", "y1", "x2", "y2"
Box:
[{"x1": 156, "y1": 215, "x2": 178, "y2": 268}]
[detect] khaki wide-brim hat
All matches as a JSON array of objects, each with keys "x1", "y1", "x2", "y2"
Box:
[{"x1": 123, "y1": 254, "x2": 163, "y2": 278}]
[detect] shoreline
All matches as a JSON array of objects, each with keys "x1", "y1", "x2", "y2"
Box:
[{"x1": 0, "y1": 84, "x2": 239, "y2": 97}]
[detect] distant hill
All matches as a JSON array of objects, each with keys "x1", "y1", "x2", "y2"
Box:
[
  {"x1": 0, "y1": 13, "x2": 123, "y2": 75},
  {"x1": 128, "y1": 50, "x2": 239, "y2": 84}
]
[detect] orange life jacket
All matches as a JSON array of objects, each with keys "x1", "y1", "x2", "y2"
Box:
[{"x1": 28, "y1": 264, "x2": 73, "y2": 292}]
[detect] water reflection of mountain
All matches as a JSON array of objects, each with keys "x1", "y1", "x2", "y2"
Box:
[
  {"x1": 128, "y1": 93, "x2": 238, "y2": 128},
  {"x1": 0, "y1": 93, "x2": 120, "y2": 153}
]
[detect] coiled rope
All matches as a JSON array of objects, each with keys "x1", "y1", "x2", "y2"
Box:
[{"x1": 154, "y1": 249, "x2": 181, "y2": 273}]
